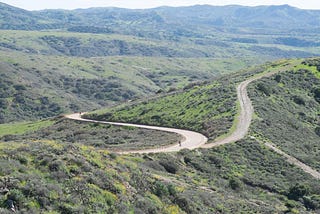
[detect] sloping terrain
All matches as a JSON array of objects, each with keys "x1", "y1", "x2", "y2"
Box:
[
  {"x1": 0, "y1": 46, "x2": 249, "y2": 123},
  {"x1": 248, "y1": 58, "x2": 320, "y2": 171},
  {"x1": 1, "y1": 59, "x2": 320, "y2": 213},
  {"x1": 1, "y1": 3, "x2": 320, "y2": 61},
  {"x1": 1, "y1": 29, "x2": 316, "y2": 59},
  {"x1": 86, "y1": 62, "x2": 283, "y2": 140},
  {"x1": 69, "y1": 63, "x2": 320, "y2": 181},
  {"x1": 65, "y1": 113, "x2": 207, "y2": 154},
  {"x1": 0, "y1": 118, "x2": 181, "y2": 152}
]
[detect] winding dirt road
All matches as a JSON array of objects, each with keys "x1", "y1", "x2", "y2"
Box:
[
  {"x1": 66, "y1": 72, "x2": 276, "y2": 153},
  {"x1": 65, "y1": 113, "x2": 208, "y2": 154},
  {"x1": 65, "y1": 69, "x2": 320, "y2": 179},
  {"x1": 201, "y1": 71, "x2": 279, "y2": 148}
]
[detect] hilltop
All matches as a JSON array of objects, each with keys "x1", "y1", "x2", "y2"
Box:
[{"x1": 1, "y1": 3, "x2": 320, "y2": 34}]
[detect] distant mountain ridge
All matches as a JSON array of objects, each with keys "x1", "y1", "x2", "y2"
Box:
[
  {"x1": 152, "y1": 4, "x2": 320, "y2": 29},
  {"x1": 1, "y1": 2, "x2": 320, "y2": 34}
]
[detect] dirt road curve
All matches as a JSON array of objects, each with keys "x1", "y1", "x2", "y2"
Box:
[
  {"x1": 65, "y1": 70, "x2": 320, "y2": 179},
  {"x1": 201, "y1": 71, "x2": 279, "y2": 148},
  {"x1": 66, "y1": 72, "x2": 276, "y2": 153},
  {"x1": 65, "y1": 113, "x2": 208, "y2": 154},
  {"x1": 202, "y1": 70, "x2": 320, "y2": 179}
]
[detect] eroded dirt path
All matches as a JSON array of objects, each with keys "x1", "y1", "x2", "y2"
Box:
[{"x1": 263, "y1": 141, "x2": 320, "y2": 179}]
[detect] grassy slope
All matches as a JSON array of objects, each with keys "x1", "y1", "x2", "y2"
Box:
[
  {"x1": 86, "y1": 61, "x2": 289, "y2": 140},
  {"x1": 248, "y1": 58, "x2": 320, "y2": 171},
  {"x1": 0, "y1": 120, "x2": 54, "y2": 137},
  {"x1": 1, "y1": 131, "x2": 319, "y2": 213},
  {"x1": 0, "y1": 30, "x2": 248, "y2": 58},
  {"x1": 0, "y1": 49, "x2": 248, "y2": 89},
  {"x1": 0, "y1": 48, "x2": 250, "y2": 123},
  {"x1": 0, "y1": 118, "x2": 181, "y2": 151},
  {"x1": 1, "y1": 29, "x2": 318, "y2": 59}
]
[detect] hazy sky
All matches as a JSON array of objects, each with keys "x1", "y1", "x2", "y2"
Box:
[{"x1": 1, "y1": 0, "x2": 320, "y2": 10}]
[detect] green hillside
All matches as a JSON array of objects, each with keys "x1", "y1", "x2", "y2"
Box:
[
  {"x1": 86, "y1": 60, "x2": 286, "y2": 140},
  {"x1": 1, "y1": 135, "x2": 320, "y2": 213},
  {"x1": 0, "y1": 46, "x2": 252, "y2": 123},
  {"x1": 0, "y1": 118, "x2": 180, "y2": 151},
  {"x1": 1, "y1": 59, "x2": 320, "y2": 213},
  {"x1": 2, "y1": 2, "x2": 320, "y2": 36},
  {"x1": 87, "y1": 74, "x2": 239, "y2": 140},
  {"x1": 1, "y1": 30, "x2": 318, "y2": 59},
  {"x1": 0, "y1": 28, "x2": 318, "y2": 123},
  {"x1": 249, "y1": 58, "x2": 320, "y2": 171}
]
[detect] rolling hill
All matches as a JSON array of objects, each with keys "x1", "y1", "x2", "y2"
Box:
[
  {"x1": 0, "y1": 46, "x2": 252, "y2": 123},
  {"x1": 1, "y1": 3, "x2": 320, "y2": 34},
  {"x1": 1, "y1": 59, "x2": 320, "y2": 213}
]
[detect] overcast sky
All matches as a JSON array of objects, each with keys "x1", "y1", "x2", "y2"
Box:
[{"x1": 1, "y1": 0, "x2": 320, "y2": 10}]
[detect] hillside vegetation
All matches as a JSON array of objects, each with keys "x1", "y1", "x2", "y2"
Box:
[
  {"x1": 249, "y1": 58, "x2": 320, "y2": 171},
  {"x1": 0, "y1": 118, "x2": 180, "y2": 152},
  {"x1": 1, "y1": 137, "x2": 320, "y2": 213},
  {"x1": 1, "y1": 59, "x2": 320, "y2": 213},
  {"x1": 0, "y1": 29, "x2": 317, "y2": 59},
  {"x1": 2, "y1": 2, "x2": 320, "y2": 36},
  {"x1": 0, "y1": 47, "x2": 250, "y2": 123},
  {"x1": 1, "y1": 3, "x2": 320, "y2": 123},
  {"x1": 86, "y1": 61, "x2": 285, "y2": 140},
  {"x1": 85, "y1": 58, "x2": 320, "y2": 212}
]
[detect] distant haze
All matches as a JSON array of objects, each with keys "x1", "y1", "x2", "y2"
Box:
[{"x1": 1, "y1": 0, "x2": 320, "y2": 10}]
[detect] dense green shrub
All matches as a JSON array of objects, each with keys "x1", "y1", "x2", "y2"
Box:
[
  {"x1": 292, "y1": 95, "x2": 305, "y2": 105},
  {"x1": 0, "y1": 99, "x2": 8, "y2": 109},
  {"x1": 153, "y1": 181, "x2": 169, "y2": 198},
  {"x1": 313, "y1": 88, "x2": 320, "y2": 102},
  {"x1": 288, "y1": 184, "x2": 310, "y2": 201},
  {"x1": 256, "y1": 83, "x2": 271, "y2": 96},
  {"x1": 174, "y1": 195, "x2": 196, "y2": 213},
  {"x1": 159, "y1": 160, "x2": 179, "y2": 174},
  {"x1": 229, "y1": 177, "x2": 243, "y2": 190},
  {"x1": 303, "y1": 195, "x2": 320, "y2": 210},
  {"x1": 274, "y1": 74, "x2": 282, "y2": 82},
  {"x1": 315, "y1": 127, "x2": 320, "y2": 137}
]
